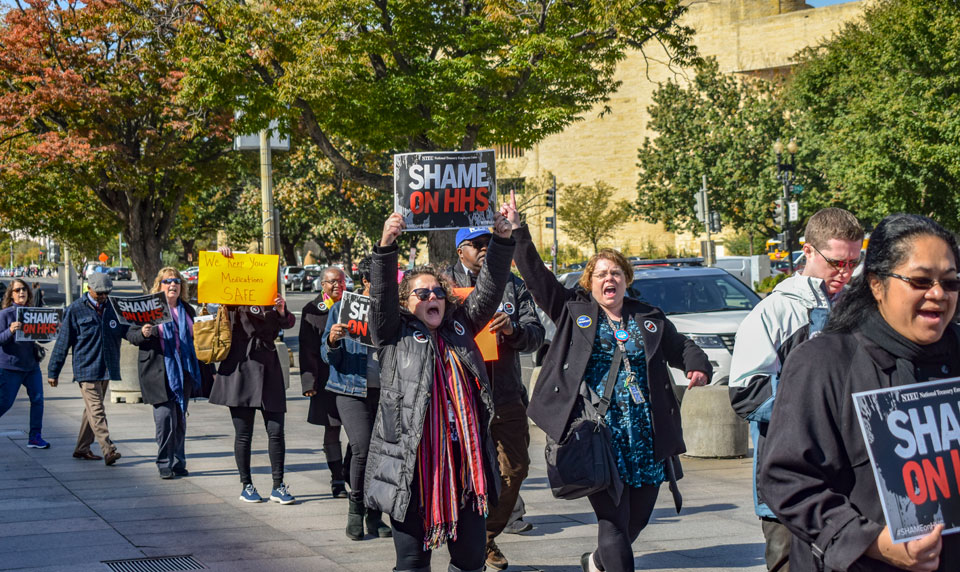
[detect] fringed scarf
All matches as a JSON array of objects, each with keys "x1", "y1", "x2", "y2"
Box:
[
  {"x1": 417, "y1": 336, "x2": 488, "y2": 551},
  {"x1": 159, "y1": 303, "x2": 202, "y2": 416}
]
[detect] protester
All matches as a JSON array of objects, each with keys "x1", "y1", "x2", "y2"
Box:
[
  {"x1": 124, "y1": 268, "x2": 209, "y2": 479},
  {"x1": 367, "y1": 211, "x2": 514, "y2": 572},
  {"x1": 31, "y1": 282, "x2": 44, "y2": 307},
  {"x1": 0, "y1": 280, "x2": 49, "y2": 449},
  {"x1": 208, "y1": 247, "x2": 297, "y2": 504},
  {"x1": 760, "y1": 213, "x2": 960, "y2": 572},
  {"x1": 299, "y1": 266, "x2": 349, "y2": 498},
  {"x1": 728, "y1": 207, "x2": 864, "y2": 571},
  {"x1": 448, "y1": 226, "x2": 544, "y2": 571},
  {"x1": 48, "y1": 272, "x2": 126, "y2": 465},
  {"x1": 321, "y1": 255, "x2": 392, "y2": 541},
  {"x1": 502, "y1": 192, "x2": 710, "y2": 572}
]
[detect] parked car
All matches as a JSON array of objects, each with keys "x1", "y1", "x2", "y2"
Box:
[
  {"x1": 534, "y1": 265, "x2": 761, "y2": 396},
  {"x1": 83, "y1": 262, "x2": 109, "y2": 279},
  {"x1": 108, "y1": 266, "x2": 132, "y2": 281},
  {"x1": 182, "y1": 266, "x2": 199, "y2": 284},
  {"x1": 291, "y1": 268, "x2": 319, "y2": 292},
  {"x1": 281, "y1": 266, "x2": 303, "y2": 287}
]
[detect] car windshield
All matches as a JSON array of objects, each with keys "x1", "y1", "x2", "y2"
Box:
[
  {"x1": 628, "y1": 274, "x2": 760, "y2": 315},
  {"x1": 306, "y1": 269, "x2": 323, "y2": 278}
]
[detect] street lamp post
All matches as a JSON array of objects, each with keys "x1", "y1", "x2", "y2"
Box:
[{"x1": 774, "y1": 139, "x2": 799, "y2": 274}]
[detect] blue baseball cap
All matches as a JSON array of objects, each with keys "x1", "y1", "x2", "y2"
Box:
[{"x1": 456, "y1": 227, "x2": 491, "y2": 247}]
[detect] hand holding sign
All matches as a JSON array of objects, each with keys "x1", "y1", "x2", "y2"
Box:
[
  {"x1": 867, "y1": 524, "x2": 942, "y2": 571},
  {"x1": 381, "y1": 213, "x2": 406, "y2": 247},
  {"x1": 8, "y1": 321, "x2": 21, "y2": 334},
  {"x1": 488, "y1": 312, "x2": 513, "y2": 336},
  {"x1": 328, "y1": 323, "x2": 349, "y2": 345}
]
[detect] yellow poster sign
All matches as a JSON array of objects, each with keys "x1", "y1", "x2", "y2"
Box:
[{"x1": 197, "y1": 251, "x2": 279, "y2": 306}]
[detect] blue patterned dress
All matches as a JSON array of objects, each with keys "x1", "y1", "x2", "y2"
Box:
[{"x1": 583, "y1": 317, "x2": 664, "y2": 487}]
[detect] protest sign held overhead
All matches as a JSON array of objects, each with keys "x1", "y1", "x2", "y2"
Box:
[
  {"x1": 15, "y1": 307, "x2": 63, "y2": 342},
  {"x1": 198, "y1": 251, "x2": 279, "y2": 306},
  {"x1": 853, "y1": 377, "x2": 960, "y2": 543},
  {"x1": 109, "y1": 293, "x2": 173, "y2": 326},
  {"x1": 338, "y1": 291, "x2": 373, "y2": 347},
  {"x1": 394, "y1": 150, "x2": 497, "y2": 231}
]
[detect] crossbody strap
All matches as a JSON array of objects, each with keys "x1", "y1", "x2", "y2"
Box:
[{"x1": 597, "y1": 344, "x2": 623, "y2": 417}]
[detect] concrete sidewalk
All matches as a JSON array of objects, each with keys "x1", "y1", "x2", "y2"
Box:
[{"x1": 1, "y1": 367, "x2": 765, "y2": 572}]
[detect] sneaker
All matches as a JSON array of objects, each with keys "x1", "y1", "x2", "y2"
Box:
[
  {"x1": 27, "y1": 436, "x2": 50, "y2": 449},
  {"x1": 485, "y1": 541, "x2": 508, "y2": 571},
  {"x1": 173, "y1": 468, "x2": 189, "y2": 477},
  {"x1": 503, "y1": 519, "x2": 533, "y2": 534},
  {"x1": 270, "y1": 483, "x2": 296, "y2": 505},
  {"x1": 239, "y1": 484, "x2": 263, "y2": 503},
  {"x1": 159, "y1": 468, "x2": 175, "y2": 480},
  {"x1": 580, "y1": 552, "x2": 594, "y2": 572}
]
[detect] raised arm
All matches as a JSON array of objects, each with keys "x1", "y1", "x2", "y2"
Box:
[{"x1": 370, "y1": 213, "x2": 405, "y2": 347}]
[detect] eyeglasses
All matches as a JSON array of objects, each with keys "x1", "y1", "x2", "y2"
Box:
[
  {"x1": 409, "y1": 287, "x2": 446, "y2": 301},
  {"x1": 11, "y1": 287, "x2": 26, "y2": 293},
  {"x1": 810, "y1": 243, "x2": 861, "y2": 272},
  {"x1": 322, "y1": 279, "x2": 345, "y2": 285},
  {"x1": 161, "y1": 278, "x2": 182, "y2": 285},
  {"x1": 881, "y1": 272, "x2": 960, "y2": 293},
  {"x1": 93, "y1": 290, "x2": 111, "y2": 296},
  {"x1": 462, "y1": 238, "x2": 490, "y2": 250}
]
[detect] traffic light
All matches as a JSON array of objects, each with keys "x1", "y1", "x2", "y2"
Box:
[
  {"x1": 773, "y1": 199, "x2": 786, "y2": 228},
  {"x1": 709, "y1": 211, "x2": 721, "y2": 233},
  {"x1": 694, "y1": 192, "x2": 705, "y2": 223},
  {"x1": 545, "y1": 216, "x2": 555, "y2": 229},
  {"x1": 545, "y1": 186, "x2": 556, "y2": 209}
]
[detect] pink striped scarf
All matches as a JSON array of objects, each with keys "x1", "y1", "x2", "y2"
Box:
[{"x1": 417, "y1": 336, "x2": 488, "y2": 551}]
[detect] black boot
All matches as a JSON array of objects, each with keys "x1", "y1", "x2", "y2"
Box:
[
  {"x1": 365, "y1": 508, "x2": 392, "y2": 538},
  {"x1": 328, "y1": 459, "x2": 348, "y2": 499},
  {"x1": 346, "y1": 498, "x2": 365, "y2": 541}
]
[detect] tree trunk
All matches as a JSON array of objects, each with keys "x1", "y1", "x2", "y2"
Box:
[
  {"x1": 428, "y1": 230, "x2": 457, "y2": 266},
  {"x1": 748, "y1": 230, "x2": 755, "y2": 257},
  {"x1": 180, "y1": 238, "x2": 196, "y2": 266},
  {"x1": 280, "y1": 235, "x2": 298, "y2": 267}
]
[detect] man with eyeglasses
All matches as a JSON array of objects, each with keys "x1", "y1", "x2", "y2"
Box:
[
  {"x1": 448, "y1": 227, "x2": 544, "y2": 571},
  {"x1": 728, "y1": 208, "x2": 864, "y2": 572},
  {"x1": 47, "y1": 272, "x2": 128, "y2": 466}
]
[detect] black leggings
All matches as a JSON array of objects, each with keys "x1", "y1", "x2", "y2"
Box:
[
  {"x1": 587, "y1": 484, "x2": 660, "y2": 572},
  {"x1": 229, "y1": 406, "x2": 285, "y2": 489},
  {"x1": 391, "y1": 498, "x2": 486, "y2": 572},
  {"x1": 335, "y1": 389, "x2": 379, "y2": 501}
]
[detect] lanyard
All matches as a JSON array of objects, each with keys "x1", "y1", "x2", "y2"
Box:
[{"x1": 605, "y1": 315, "x2": 644, "y2": 404}]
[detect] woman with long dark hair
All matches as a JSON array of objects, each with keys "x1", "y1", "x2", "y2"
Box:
[
  {"x1": 0, "y1": 280, "x2": 48, "y2": 449},
  {"x1": 761, "y1": 213, "x2": 960, "y2": 571}
]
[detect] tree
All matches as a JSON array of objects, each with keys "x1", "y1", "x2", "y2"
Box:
[
  {"x1": 0, "y1": 0, "x2": 234, "y2": 290},
  {"x1": 785, "y1": 0, "x2": 960, "y2": 230},
  {"x1": 556, "y1": 180, "x2": 630, "y2": 254},
  {"x1": 156, "y1": 0, "x2": 698, "y2": 261},
  {"x1": 635, "y1": 58, "x2": 788, "y2": 248}
]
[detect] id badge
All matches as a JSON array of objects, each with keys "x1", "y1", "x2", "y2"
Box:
[{"x1": 628, "y1": 383, "x2": 644, "y2": 404}]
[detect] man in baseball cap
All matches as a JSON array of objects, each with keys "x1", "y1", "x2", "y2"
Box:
[{"x1": 48, "y1": 272, "x2": 128, "y2": 466}]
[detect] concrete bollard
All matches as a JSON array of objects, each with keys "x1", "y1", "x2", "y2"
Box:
[
  {"x1": 680, "y1": 385, "x2": 748, "y2": 458},
  {"x1": 111, "y1": 342, "x2": 143, "y2": 403}
]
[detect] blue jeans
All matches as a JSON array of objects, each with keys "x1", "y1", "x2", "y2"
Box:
[{"x1": 0, "y1": 367, "x2": 44, "y2": 438}]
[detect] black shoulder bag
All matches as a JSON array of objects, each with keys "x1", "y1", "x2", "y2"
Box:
[{"x1": 544, "y1": 344, "x2": 625, "y2": 502}]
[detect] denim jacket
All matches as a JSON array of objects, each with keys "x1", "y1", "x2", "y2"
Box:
[{"x1": 320, "y1": 301, "x2": 371, "y2": 398}]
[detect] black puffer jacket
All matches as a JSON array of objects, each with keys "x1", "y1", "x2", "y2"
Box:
[{"x1": 364, "y1": 235, "x2": 515, "y2": 521}]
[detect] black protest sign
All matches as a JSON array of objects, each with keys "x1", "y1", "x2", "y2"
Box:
[
  {"x1": 109, "y1": 293, "x2": 173, "y2": 326},
  {"x1": 15, "y1": 307, "x2": 63, "y2": 342},
  {"x1": 394, "y1": 150, "x2": 497, "y2": 231},
  {"x1": 338, "y1": 291, "x2": 373, "y2": 347},
  {"x1": 853, "y1": 376, "x2": 960, "y2": 543}
]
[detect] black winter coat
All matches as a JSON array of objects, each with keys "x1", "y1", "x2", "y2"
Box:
[
  {"x1": 448, "y1": 262, "x2": 544, "y2": 406},
  {"x1": 208, "y1": 306, "x2": 295, "y2": 413},
  {"x1": 123, "y1": 302, "x2": 212, "y2": 405},
  {"x1": 512, "y1": 226, "x2": 710, "y2": 506},
  {"x1": 364, "y1": 235, "x2": 515, "y2": 521},
  {"x1": 760, "y1": 327, "x2": 960, "y2": 572},
  {"x1": 298, "y1": 296, "x2": 341, "y2": 426}
]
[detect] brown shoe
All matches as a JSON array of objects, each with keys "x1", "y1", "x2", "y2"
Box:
[
  {"x1": 104, "y1": 450, "x2": 121, "y2": 466},
  {"x1": 486, "y1": 541, "x2": 508, "y2": 571},
  {"x1": 73, "y1": 451, "x2": 102, "y2": 461}
]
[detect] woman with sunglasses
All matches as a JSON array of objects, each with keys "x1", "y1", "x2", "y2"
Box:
[
  {"x1": 367, "y1": 211, "x2": 514, "y2": 572},
  {"x1": 760, "y1": 213, "x2": 960, "y2": 571},
  {"x1": 125, "y1": 268, "x2": 210, "y2": 479},
  {"x1": 501, "y1": 192, "x2": 710, "y2": 572},
  {"x1": 208, "y1": 247, "x2": 297, "y2": 504},
  {"x1": 0, "y1": 280, "x2": 49, "y2": 449}
]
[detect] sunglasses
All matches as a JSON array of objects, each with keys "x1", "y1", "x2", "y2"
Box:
[
  {"x1": 462, "y1": 238, "x2": 490, "y2": 250},
  {"x1": 881, "y1": 272, "x2": 960, "y2": 293},
  {"x1": 10, "y1": 287, "x2": 26, "y2": 293},
  {"x1": 94, "y1": 290, "x2": 111, "y2": 296},
  {"x1": 810, "y1": 243, "x2": 861, "y2": 272},
  {"x1": 409, "y1": 287, "x2": 446, "y2": 301},
  {"x1": 161, "y1": 278, "x2": 182, "y2": 285}
]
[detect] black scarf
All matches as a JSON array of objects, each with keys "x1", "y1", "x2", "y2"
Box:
[{"x1": 860, "y1": 309, "x2": 957, "y2": 385}]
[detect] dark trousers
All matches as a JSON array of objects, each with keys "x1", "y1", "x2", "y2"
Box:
[
  {"x1": 485, "y1": 398, "x2": 530, "y2": 543},
  {"x1": 761, "y1": 518, "x2": 791, "y2": 571},
  {"x1": 587, "y1": 484, "x2": 660, "y2": 572},
  {"x1": 229, "y1": 406, "x2": 285, "y2": 488},
  {"x1": 153, "y1": 399, "x2": 186, "y2": 473},
  {"x1": 335, "y1": 389, "x2": 379, "y2": 501},
  {"x1": 0, "y1": 367, "x2": 43, "y2": 438},
  {"x1": 391, "y1": 499, "x2": 486, "y2": 572}
]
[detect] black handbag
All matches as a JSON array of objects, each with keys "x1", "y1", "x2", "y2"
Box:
[
  {"x1": 32, "y1": 342, "x2": 46, "y2": 363},
  {"x1": 544, "y1": 345, "x2": 625, "y2": 501}
]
